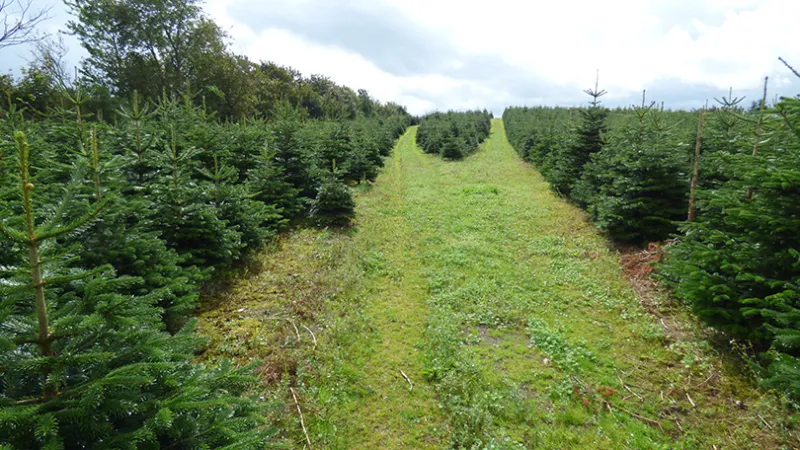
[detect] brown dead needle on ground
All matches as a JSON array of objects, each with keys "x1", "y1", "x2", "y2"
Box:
[
  {"x1": 618, "y1": 241, "x2": 692, "y2": 344},
  {"x1": 619, "y1": 242, "x2": 666, "y2": 312}
]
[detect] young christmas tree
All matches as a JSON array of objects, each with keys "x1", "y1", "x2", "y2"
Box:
[
  {"x1": 147, "y1": 123, "x2": 242, "y2": 270},
  {"x1": 197, "y1": 152, "x2": 283, "y2": 251},
  {"x1": 310, "y1": 160, "x2": 356, "y2": 226}
]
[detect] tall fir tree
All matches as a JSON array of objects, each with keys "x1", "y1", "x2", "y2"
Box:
[{"x1": 567, "y1": 74, "x2": 608, "y2": 196}]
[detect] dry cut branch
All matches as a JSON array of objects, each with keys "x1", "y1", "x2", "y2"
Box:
[{"x1": 290, "y1": 387, "x2": 313, "y2": 450}]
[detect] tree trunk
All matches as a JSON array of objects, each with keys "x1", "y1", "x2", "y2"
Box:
[{"x1": 18, "y1": 133, "x2": 55, "y2": 398}]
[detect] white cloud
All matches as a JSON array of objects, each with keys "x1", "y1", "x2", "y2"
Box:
[
  {"x1": 228, "y1": 26, "x2": 494, "y2": 115},
  {"x1": 207, "y1": 0, "x2": 800, "y2": 111}
]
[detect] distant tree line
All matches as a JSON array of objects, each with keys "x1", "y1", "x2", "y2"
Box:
[{"x1": 1, "y1": 0, "x2": 408, "y2": 122}]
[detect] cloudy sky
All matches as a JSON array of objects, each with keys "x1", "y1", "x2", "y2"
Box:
[{"x1": 2, "y1": 0, "x2": 800, "y2": 115}]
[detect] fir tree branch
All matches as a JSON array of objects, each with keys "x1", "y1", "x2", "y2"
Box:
[
  {"x1": 36, "y1": 199, "x2": 108, "y2": 242},
  {"x1": 0, "y1": 220, "x2": 25, "y2": 243},
  {"x1": 41, "y1": 265, "x2": 109, "y2": 286}
]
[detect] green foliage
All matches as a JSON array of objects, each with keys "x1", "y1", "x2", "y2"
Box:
[
  {"x1": 302, "y1": 116, "x2": 410, "y2": 186},
  {"x1": 310, "y1": 167, "x2": 356, "y2": 226},
  {"x1": 0, "y1": 90, "x2": 407, "y2": 448},
  {"x1": 4, "y1": 1, "x2": 407, "y2": 124},
  {"x1": 660, "y1": 96, "x2": 800, "y2": 399},
  {"x1": 65, "y1": 0, "x2": 221, "y2": 99},
  {"x1": 147, "y1": 124, "x2": 243, "y2": 269},
  {"x1": 573, "y1": 111, "x2": 689, "y2": 243},
  {"x1": 0, "y1": 131, "x2": 276, "y2": 448},
  {"x1": 0, "y1": 6, "x2": 410, "y2": 442},
  {"x1": 504, "y1": 86, "x2": 607, "y2": 196},
  {"x1": 503, "y1": 106, "x2": 584, "y2": 194},
  {"x1": 573, "y1": 101, "x2": 608, "y2": 178},
  {"x1": 503, "y1": 104, "x2": 692, "y2": 240},
  {"x1": 416, "y1": 110, "x2": 492, "y2": 159}
]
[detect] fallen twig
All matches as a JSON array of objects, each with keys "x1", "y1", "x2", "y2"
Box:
[
  {"x1": 758, "y1": 413, "x2": 774, "y2": 430},
  {"x1": 264, "y1": 316, "x2": 303, "y2": 342},
  {"x1": 696, "y1": 371, "x2": 717, "y2": 389},
  {"x1": 289, "y1": 320, "x2": 302, "y2": 342},
  {"x1": 290, "y1": 387, "x2": 313, "y2": 449},
  {"x1": 571, "y1": 374, "x2": 663, "y2": 432},
  {"x1": 400, "y1": 369, "x2": 413, "y2": 392},
  {"x1": 686, "y1": 393, "x2": 696, "y2": 408},
  {"x1": 606, "y1": 400, "x2": 664, "y2": 432},
  {"x1": 301, "y1": 325, "x2": 317, "y2": 349},
  {"x1": 617, "y1": 376, "x2": 644, "y2": 402}
]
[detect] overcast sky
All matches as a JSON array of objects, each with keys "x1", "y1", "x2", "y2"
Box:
[{"x1": 2, "y1": 0, "x2": 800, "y2": 115}]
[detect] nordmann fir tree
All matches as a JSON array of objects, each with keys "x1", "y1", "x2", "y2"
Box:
[
  {"x1": 345, "y1": 120, "x2": 384, "y2": 184},
  {"x1": 698, "y1": 88, "x2": 748, "y2": 193},
  {"x1": 0, "y1": 132, "x2": 275, "y2": 448},
  {"x1": 114, "y1": 90, "x2": 158, "y2": 184},
  {"x1": 197, "y1": 152, "x2": 283, "y2": 251},
  {"x1": 310, "y1": 160, "x2": 356, "y2": 226},
  {"x1": 246, "y1": 130, "x2": 301, "y2": 225},
  {"x1": 573, "y1": 94, "x2": 688, "y2": 243},
  {"x1": 148, "y1": 121, "x2": 241, "y2": 269},
  {"x1": 264, "y1": 105, "x2": 314, "y2": 208},
  {"x1": 567, "y1": 73, "x2": 608, "y2": 197},
  {"x1": 415, "y1": 110, "x2": 491, "y2": 159}
]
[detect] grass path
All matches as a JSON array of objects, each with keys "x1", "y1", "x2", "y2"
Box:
[
  {"x1": 312, "y1": 130, "x2": 448, "y2": 448},
  {"x1": 200, "y1": 120, "x2": 793, "y2": 449}
]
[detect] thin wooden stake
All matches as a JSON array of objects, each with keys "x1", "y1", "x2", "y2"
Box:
[
  {"x1": 748, "y1": 76, "x2": 769, "y2": 200},
  {"x1": 290, "y1": 387, "x2": 313, "y2": 449},
  {"x1": 688, "y1": 107, "x2": 705, "y2": 222},
  {"x1": 779, "y1": 57, "x2": 800, "y2": 79}
]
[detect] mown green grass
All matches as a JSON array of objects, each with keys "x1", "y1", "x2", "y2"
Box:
[{"x1": 200, "y1": 120, "x2": 795, "y2": 449}]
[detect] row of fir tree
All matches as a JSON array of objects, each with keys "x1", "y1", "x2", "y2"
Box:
[
  {"x1": 503, "y1": 84, "x2": 800, "y2": 403},
  {"x1": 0, "y1": 0, "x2": 412, "y2": 447},
  {"x1": 416, "y1": 110, "x2": 493, "y2": 159}
]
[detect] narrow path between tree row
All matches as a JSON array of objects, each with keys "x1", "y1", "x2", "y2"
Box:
[{"x1": 201, "y1": 120, "x2": 791, "y2": 449}]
